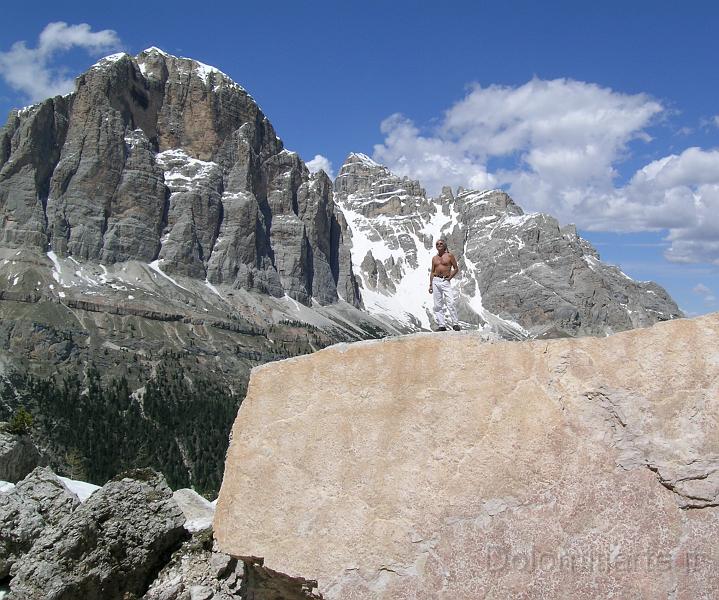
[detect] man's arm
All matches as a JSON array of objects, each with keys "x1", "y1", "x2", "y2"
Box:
[
  {"x1": 448, "y1": 253, "x2": 460, "y2": 280},
  {"x1": 429, "y1": 257, "x2": 436, "y2": 293}
]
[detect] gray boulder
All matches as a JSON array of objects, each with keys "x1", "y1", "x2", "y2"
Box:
[
  {"x1": 0, "y1": 430, "x2": 43, "y2": 483},
  {"x1": 172, "y1": 488, "x2": 214, "y2": 534},
  {"x1": 8, "y1": 468, "x2": 186, "y2": 600},
  {"x1": 0, "y1": 467, "x2": 79, "y2": 579}
]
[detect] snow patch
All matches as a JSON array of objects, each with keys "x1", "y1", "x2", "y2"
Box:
[
  {"x1": 143, "y1": 46, "x2": 170, "y2": 57},
  {"x1": 91, "y1": 53, "x2": 128, "y2": 70},
  {"x1": 47, "y1": 251, "x2": 64, "y2": 285},
  {"x1": 349, "y1": 152, "x2": 381, "y2": 168},
  {"x1": 58, "y1": 477, "x2": 100, "y2": 502},
  {"x1": 148, "y1": 260, "x2": 190, "y2": 292},
  {"x1": 499, "y1": 213, "x2": 537, "y2": 228},
  {"x1": 155, "y1": 150, "x2": 219, "y2": 192},
  {"x1": 284, "y1": 294, "x2": 303, "y2": 312},
  {"x1": 204, "y1": 279, "x2": 223, "y2": 298}
]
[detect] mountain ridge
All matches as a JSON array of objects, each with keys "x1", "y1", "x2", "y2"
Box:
[{"x1": 334, "y1": 152, "x2": 680, "y2": 337}]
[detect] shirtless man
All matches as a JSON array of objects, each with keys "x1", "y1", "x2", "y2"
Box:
[{"x1": 429, "y1": 239, "x2": 460, "y2": 331}]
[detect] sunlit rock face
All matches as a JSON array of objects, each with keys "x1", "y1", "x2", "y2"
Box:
[
  {"x1": 215, "y1": 312, "x2": 719, "y2": 599},
  {"x1": 0, "y1": 48, "x2": 359, "y2": 307},
  {"x1": 334, "y1": 153, "x2": 681, "y2": 337}
]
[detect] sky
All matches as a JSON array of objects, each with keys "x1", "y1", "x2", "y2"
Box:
[{"x1": 1, "y1": 0, "x2": 718, "y2": 316}]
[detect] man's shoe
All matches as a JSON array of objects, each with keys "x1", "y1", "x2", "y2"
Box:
[
  {"x1": 452, "y1": 324, "x2": 461, "y2": 331},
  {"x1": 437, "y1": 326, "x2": 447, "y2": 331}
]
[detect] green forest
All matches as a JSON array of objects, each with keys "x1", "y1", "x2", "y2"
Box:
[{"x1": 0, "y1": 357, "x2": 243, "y2": 498}]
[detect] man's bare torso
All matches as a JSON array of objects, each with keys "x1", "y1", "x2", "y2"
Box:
[{"x1": 432, "y1": 252, "x2": 455, "y2": 277}]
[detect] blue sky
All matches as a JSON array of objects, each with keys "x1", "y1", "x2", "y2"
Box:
[{"x1": 1, "y1": 1, "x2": 718, "y2": 315}]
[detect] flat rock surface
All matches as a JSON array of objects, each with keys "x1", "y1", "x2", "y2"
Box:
[{"x1": 215, "y1": 313, "x2": 719, "y2": 599}]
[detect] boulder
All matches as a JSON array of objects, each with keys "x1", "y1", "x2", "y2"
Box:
[
  {"x1": 9, "y1": 468, "x2": 186, "y2": 600},
  {"x1": 215, "y1": 313, "x2": 719, "y2": 598},
  {"x1": 0, "y1": 431, "x2": 43, "y2": 483},
  {"x1": 173, "y1": 488, "x2": 215, "y2": 534},
  {"x1": 0, "y1": 467, "x2": 79, "y2": 579}
]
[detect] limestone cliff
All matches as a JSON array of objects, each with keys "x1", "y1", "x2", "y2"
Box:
[
  {"x1": 215, "y1": 312, "x2": 719, "y2": 599},
  {"x1": 0, "y1": 48, "x2": 359, "y2": 306}
]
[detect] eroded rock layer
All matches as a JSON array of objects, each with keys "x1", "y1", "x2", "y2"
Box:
[{"x1": 215, "y1": 312, "x2": 719, "y2": 599}]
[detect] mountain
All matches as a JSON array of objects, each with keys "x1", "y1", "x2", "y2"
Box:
[
  {"x1": 216, "y1": 312, "x2": 719, "y2": 598},
  {"x1": 0, "y1": 47, "x2": 681, "y2": 493},
  {"x1": 335, "y1": 153, "x2": 681, "y2": 338},
  {"x1": 0, "y1": 47, "x2": 360, "y2": 305},
  {"x1": 0, "y1": 48, "x2": 386, "y2": 495}
]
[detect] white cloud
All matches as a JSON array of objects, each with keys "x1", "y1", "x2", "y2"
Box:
[
  {"x1": 0, "y1": 22, "x2": 121, "y2": 103},
  {"x1": 373, "y1": 78, "x2": 719, "y2": 264},
  {"x1": 692, "y1": 283, "x2": 716, "y2": 305},
  {"x1": 305, "y1": 154, "x2": 335, "y2": 180},
  {"x1": 713, "y1": 115, "x2": 719, "y2": 128}
]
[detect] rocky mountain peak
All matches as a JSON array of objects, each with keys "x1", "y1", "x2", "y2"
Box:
[
  {"x1": 332, "y1": 155, "x2": 681, "y2": 336},
  {"x1": 335, "y1": 152, "x2": 426, "y2": 202},
  {"x1": 0, "y1": 47, "x2": 361, "y2": 308}
]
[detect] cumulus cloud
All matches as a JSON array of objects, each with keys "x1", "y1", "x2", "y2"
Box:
[
  {"x1": 692, "y1": 283, "x2": 717, "y2": 305},
  {"x1": 0, "y1": 22, "x2": 121, "y2": 103},
  {"x1": 373, "y1": 78, "x2": 719, "y2": 264},
  {"x1": 305, "y1": 154, "x2": 335, "y2": 180}
]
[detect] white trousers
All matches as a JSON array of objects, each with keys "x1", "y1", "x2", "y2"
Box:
[{"x1": 432, "y1": 277, "x2": 457, "y2": 327}]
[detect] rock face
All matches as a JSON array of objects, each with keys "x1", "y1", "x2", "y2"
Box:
[
  {"x1": 0, "y1": 48, "x2": 359, "y2": 307},
  {"x1": 334, "y1": 153, "x2": 681, "y2": 337},
  {"x1": 0, "y1": 431, "x2": 43, "y2": 483},
  {"x1": 8, "y1": 468, "x2": 186, "y2": 600},
  {"x1": 215, "y1": 312, "x2": 719, "y2": 599},
  {"x1": 0, "y1": 467, "x2": 79, "y2": 579}
]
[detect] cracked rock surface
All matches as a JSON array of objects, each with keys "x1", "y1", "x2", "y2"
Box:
[
  {"x1": 7, "y1": 468, "x2": 186, "y2": 600},
  {"x1": 216, "y1": 312, "x2": 719, "y2": 599},
  {"x1": 0, "y1": 467, "x2": 79, "y2": 579},
  {"x1": 0, "y1": 431, "x2": 43, "y2": 483}
]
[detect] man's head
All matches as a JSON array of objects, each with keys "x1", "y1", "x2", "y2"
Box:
[{"x1": 435, "y1": 239, "x2": 447, "y2": 254}]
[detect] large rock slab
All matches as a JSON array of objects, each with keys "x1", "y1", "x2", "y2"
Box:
[{"x1": 215, "y1": 313, "x2": 719, "y2": 598}]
